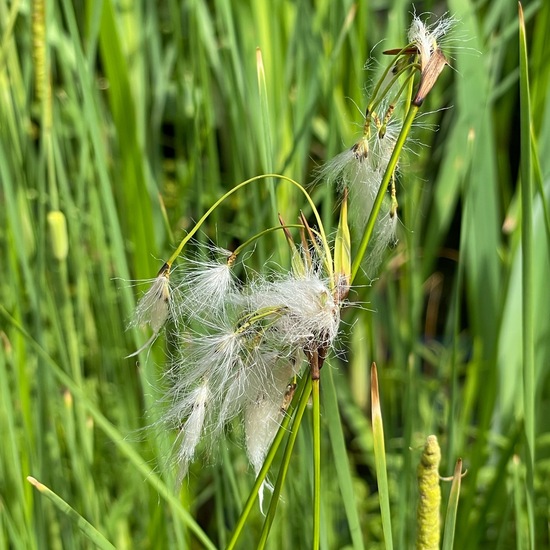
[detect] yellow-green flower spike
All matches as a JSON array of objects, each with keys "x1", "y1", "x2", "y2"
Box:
[{"x1": 416, "y1": 435, "x2": 441, "y2": 550}]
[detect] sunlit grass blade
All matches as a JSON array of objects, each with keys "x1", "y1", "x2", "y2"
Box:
[
  {"x1": 27, "y1": 476, "x2": 116, "y2": 550},
  {"x1": 324, "y1": 367, "x2": 365, "y2": 550},
  {"x1": 334, "y1": 187, "x2": 351, "y2": 287},
  {"x1": 518, "y1": 3, "x2": 536, "y2": 547},
  {"x1": 97, "y1": 0, "x2": 156, "y2": 279},
  {"x1": 371, "y1": 362, "x2": 393, "y2": 550},
  {"x1": 441, "y1": 458, "x2": 463, "y2": 550}
]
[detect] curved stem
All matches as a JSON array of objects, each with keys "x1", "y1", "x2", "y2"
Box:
[
  {"x1": 229, "y1": 224, "x2": 305, "y2": 264},
  {"x1": 166, "y1": 174, "x2": 334, "y2": 284}
]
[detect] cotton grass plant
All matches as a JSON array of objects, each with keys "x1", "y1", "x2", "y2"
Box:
[
  {"x1": 4, "y1": 0, "x2": 545, "y2": 548},
  {"x1": 127, "y1": 12, "x2": 456, "y2": 547}
]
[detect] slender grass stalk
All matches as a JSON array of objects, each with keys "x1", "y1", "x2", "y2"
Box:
[
  {"x1": 350, "y1": 104, "x2": 419, "y2": 284},
  {"x1": 371, "y1": 362, "x2": 393, "y2": 550},
  {"x1": 166, "y1": 174, "x2": 334, "y2": 283},
  {"x1": 27, "y1": 477, "x2": 116, "y2": 550},
  {"x1": 257, "y1": 378, "x2": 313, "y2": 549},
  {"x1": 441, "y1": 459, "x2": 463, "y2": 550},
  {"x1": 312, "y1": 377, "x2": 321, "y2": 550},
  {"x1": 512, "y1": 455, "x2": 526, "y2": 550},
  {"x1": 255, "y1": 48, "x2": 278, "y2": 222},
  {"x1": 518, "y1": 4, "x2": 536, "y2": 547},
  {"x1": 225, "y1": 372, "x2": 310, "y2": 550}
]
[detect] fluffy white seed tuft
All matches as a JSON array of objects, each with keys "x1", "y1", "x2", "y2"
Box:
[
  {"x1": 408, "y1": 12, "x2": 456, "y2": 70},
  {"x1": 366, "y1": 210, "x2": 399, "y2": 277},
  {"x1": 175, "y1": 251, "x2": 235, "y2": 320},
  {"x1": 158, "y1": 260, "x2": 341, "y2": 482},
  {"x1": 127, "y1": 269, "x2": 176, "y2": 357},
  {"x1": 173, "y1": 382, "x2": 211, "y2": 483}
]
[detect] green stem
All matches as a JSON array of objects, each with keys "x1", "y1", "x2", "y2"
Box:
[
  {"x1": 366, "y1": 43, "x2": 417, "y2": 117},
  {"x1": 368, "y1": 66, "x2": 418, "y2": 124},
  {"x1": 371, "y1": 363, "x2": 393, "y2": 550},
  {"x1": 226, "y1": 373, "x2": 310, "y2": 550},
  {"x1": 518, "y1": 4, "x2": 535, "y2": 547},
  {"x1": 350, "y1": 104, "x2": 419, "y2": 284},
  {"x1": 257, "y1": 378, "x2": 313, "y2": 549},
  {"x1": 312, "y1": 377, "x2": 321, "y2": 550},
  {"x1": 230, "y1": 224, "x2": 305, "y2": 263},
  {"x1": 166, "y1": 173, "x2": 334, "y2": 285}
]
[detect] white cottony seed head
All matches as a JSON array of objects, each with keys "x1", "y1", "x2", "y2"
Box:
[
  {"x1": 175, "y1": 251, "x2": 235, "y2": 319},
  {"x1": 126, "y1": 268, "x2": 176, "y2": 357},
  {"x1": 150, "y1": 251, "x2": 341, "y2": 485},
  {"x1": 408, "y1": 13, "x2": 455, "y2": 71},
  {"x1": 129, "y1": 270, "x2": 171, "y2": 333},
  {"x1": 244, "y1": 359, "x2": 299, "y2": 476},
  {"x1": 174, "y1": 382, "x2": 210, "y2": 482},
  {"x1": 249, "y1": 272, "x2": 340, "y2": 351},
  {"x1": 316, "y1": 116, "x2": 401, "y2": 229},
  {"x1": 366, "y1": 210, "x2": 399, "y2": 276}
]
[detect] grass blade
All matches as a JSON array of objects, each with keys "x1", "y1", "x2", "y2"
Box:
[
  {"x1": 27, "y1": 477, "x2": 116, "y2": 550},
  {"x1": 518, "y1": 4, "x2": 536, "y2": 547},
  {"x1": 371, "y1": 362, "x2": 393, "y2": 550},
  {"x1": 324, "y1": 367, "x2": 365, "y2": 550},
  {"x1": 441, "y1": 458, "x2": 463, "y2": 550}
]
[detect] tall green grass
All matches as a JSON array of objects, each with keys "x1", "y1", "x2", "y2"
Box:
[{"x1": 1, "y1": 0, "x2": 549, "y2": 548}]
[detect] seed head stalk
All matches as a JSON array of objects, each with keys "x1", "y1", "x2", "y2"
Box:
[
  {"x1": 351, "y1": 103, "x2": 419, "y2": 284},
  {"x1": 257, "y1": 376, "x2": 313, "y2": 550},
  {"x1": 366, "y1": 43, "x2": 417, "y2": 116},
  {"x1": 312, "y1": 374, "x2": 321, "y2": 550},
  {"x1": 367, "y1": 65, "x2": 417, "y2": 126},
  {"x1": 226, "y1": 373, "x2": 310, "y2": 550},
  {"x1": 165, "y1": 173, "x2": 334, "y2": 288}
]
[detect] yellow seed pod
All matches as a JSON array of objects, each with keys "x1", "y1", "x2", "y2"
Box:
[
  {"x1": 416, "y1": 435, "x2": 441, "y2": 550},
  {"x1": 47, "y1": 211, "x2": 69, "y2": 261},
  {"x1": 334, "y1": 188, "x2": 351, "y2": 301}
]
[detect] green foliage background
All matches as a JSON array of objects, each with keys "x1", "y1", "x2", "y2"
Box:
[{"x1": 1, "y1": 0, "x2": 549, "y2": 548}]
